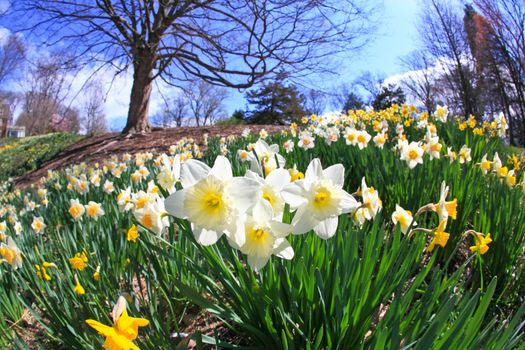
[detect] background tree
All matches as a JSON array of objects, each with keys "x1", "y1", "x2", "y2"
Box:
[
  {"x1": 400, "y1": 50, "x2": 439, "y2": 113},
  {"x1": 152, "y1": 94, "x2": 188, "y2": 128},
  {"x1": 16, "y1": 53, "x2": 79, "y2": 135},
  {"x1": 372, "y1": 84, "x2": 406, "y2": 110},
  {"x1": 246, "y1": 73, "x2": 307, "y2": 125},
  {"x1": 305, "y1": 89, "x2": 328, "y2": 116},
  {"x1": 419, "y1": 0, "x2": 479, "y2": 119},
  {"x1": 81, "y1": 80, "x2": 107, "y2": 135},
  {"x1": 184, "y1": 81, "x2": 228, "y2": 127},
  {"x1": 14, "y1": 0, "x2": 377, "y2": 134},
  {"x1": 0, "y1": 34, "x2": 26, "y2": 85}
]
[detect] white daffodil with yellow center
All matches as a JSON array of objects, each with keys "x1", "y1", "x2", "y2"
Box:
[
  {"x1": 391, "y1": 205, "x2": 416, "y2": 234},
  {"x1": 156, "y1": 154, "x2": 181, "y2": 194},
  {"x1": 134, "y1": 199, "x2": 168, "y2": 236},
  {"x1": 355, "y1": 177, "x2": 382, "y2": 224},
  {"x1": 165, "y1": 156, "x2": 259, "y2": 246},
  {"x1": 250, "y1": 140, "x2": 286, "y2": 177},
  {"x1": 238, "y1": 202, "x2": 293, "y2": 271},
  {"x1": 245, "y1": 168, "x2": 291, "y2": 220},
  {"x1": 282, "y1": 158, "x2": 359, "y2": 239},
  {"x1": 400, "y1": 141, "x2": 424, "y2": 169}
]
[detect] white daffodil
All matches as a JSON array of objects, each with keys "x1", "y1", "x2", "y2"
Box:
[
  {"x1": 373, "y1": 132, "x2": 387, "y2": 149},
  {"x1": 355, "y1": 177, "x2": 382, "y2": 222},
  {"x1": 283, "y1": 140, "x2": 295, "y2": 153},
  {"x1": 479, "y1": 154, "x2": 491, "y2": 175},
  {"x1": 134, "y1": 199, "x2": 169, "y2": 235},
  {"x1": 117, "y1": 187, "x2": 134, "y2": 212},
  {"x1": 391, "y1": 205, "x2": 416, "y2": 234},
  {"x1": 156, "y1": 154, "x2": 181, "y2": 194},
  {"x1": 165, "y1": 156, "x2": 259, "y2": 246},
  {"x1": 400, "y1": 141, "x2": 424, "y2": 169},
  {"x1": 103, "y1": 180, "x2": 115, "y2": 194},
  {"x1": 458, "y1": 145, "x2": 471, "y2": 164},
  {"x1": 344, "y1": 127, "x2": 358, "y2": 146},
  {"x1": 492, "y1": 152, "x2": 502, "y2": 171},
  {"x1": 281, "y1": 158, "x2": 359, "y2": 239},
  {"x1": 298, "y1": 131, "x2": 315, "y2": 150},
  {"x1": 356, "y1": 130, "x2": 371, "y2": 150},
  {"x1": 245, "y1": 168, "x2": 291, "y2": 220},
  {"x1": 426, "y1": 135, "x2": 442, "y2": 160},
  {"x1": 85, "y1": 201, "x2": 105, "y2": 221},
  {"x1": 0, "y1": 237, "x2": 22, "y2": 270},
  {"x1": 238, "y1": 202, "x2": 293, "y2": 271},
  {"x1": 435, "y1": 181, "x2": 457, "y2": 222},
  {"x1": 31, "y1": 216, "x2": 46, "y2": 234},
  {"x1": 250, "y1": 140, "x2": 286, "y2": 177},
  {"x1": 434, "y1": 105, "x2": 448, "y2": 123}
]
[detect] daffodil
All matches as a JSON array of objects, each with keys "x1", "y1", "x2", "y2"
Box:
[
  {"x1": 250, "y1": 140, "x2": 286, "y2": 177},
  {"x1": 74, "y1": 274, "x2": 85, "y2": 296},
  {"x1": 469, "y1": 232, "x2": 492, "y2": 255},
  {"x1": 400, "y1": 141, "x2": 424, "y2": 169},
  {"x1": 434, "y1": 105, "x2": 448, "y2": 122},
  {"x1": 127, "y1": 225, "x2": 139, "y2": 242},
  {"x1": 245, "y1": 168, "x2": 290, "y2": 220},
  {"x1": 391, "y1": 204, "x2": 416, "y2": 234},
  {"x1": 69, "y1": 250, "x2": 88, "y2": 271},
  {"x1": 165, "y1": 156, "x2": 258, "y2": 246},
  {"x1": 479, "y1": 154, "x2": 492, "y2": 175},
  {"x1": 31, "y1": 216, "x2": 46, "y2": 234},
  {"x1": 458, "y1": 145, "x2": 471, "y2": 164},
  {"x1": 86, "y1": 296, "x2": 149, "y2": 350},
  {"x1": 427, "y1": 219, "x2": 450, "y2": 252},
  {"x1": 0, "y1": 237, "x2": 22, "y2": 270},
  {"x1": 85, "y1": 201, "x2": 105, "y2": 220},
  {"x1": 281, "y1": 158, "x2": 359, "y2": 238},
  {"x1": 238, "y1": 202, "x2": 293, "y2": 271},
  {"x1": 69, "y1": 199, "x2": 85, "y2": 221}
]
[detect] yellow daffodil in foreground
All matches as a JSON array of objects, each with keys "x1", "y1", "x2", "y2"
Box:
[
  {"x1": 86, "y1": 296, "x2": 149, "y2": 350},
  {"x1": 469, "y1": 232, "x2": 492, "y2": 255},
  {"x1": 281, "y1": 158, "x2": 359, "y2": 238},
  {"x1": 434, "y1": 182, "x2": 457, "y2": 221},
  {"x1": 427, "y1": 220, "x2": 450, "y2": 252}
]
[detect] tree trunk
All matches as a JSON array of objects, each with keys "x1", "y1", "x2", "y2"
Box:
[{"x1": 123, "y1": 58, "x2": 155, "y2": 134}]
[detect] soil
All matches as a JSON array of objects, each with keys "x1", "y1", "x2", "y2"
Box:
[{"x1": 15, "y1": 125, "x2": 286, "y2": 188}]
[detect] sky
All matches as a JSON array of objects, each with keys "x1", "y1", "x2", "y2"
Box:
[{"x1": 0, "y1": 0, "x2": 422, "y2": 131}]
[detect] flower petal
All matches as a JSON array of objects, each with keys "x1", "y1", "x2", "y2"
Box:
[
  {"x1": 323, "y1": 164, "x2": 345, "y2": 188},
  {"x1": 181, "y1": 160, "x2": 210, "y2": 188},
  {"x1": 265, "y1": 168, "x2": 291, "y2": 190},
  {"x1": 292, "y1": 206, "x2": 319, "y2": 235},
  {"x1": 229, "y1": 177, "x2": 260, "y2": 212},
  {"x1": 281, "y1": 183, "x2": 307, "y2": 209},
  {"x1": 340, "y1": 191, "x2": 360, "y2": 213},
  {"x1": 164, "y1": 190, "x2": 187, "y2": 218},
  {"x1": 313, "y1": 216, "x2": 339, "y2": 239},
  {"x1": 274, "y1": 238, "x2": 294, "y2": 260},
  {"x1": 193, "y1": 226, "x2": 223, "y2": 246},
  {"x1": 209, "y1": 156, "x2": 233, "y2": 181}
]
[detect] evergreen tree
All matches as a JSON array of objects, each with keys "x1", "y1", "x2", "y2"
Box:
[
  {"x1": 372, "y1": 84, "x2": 406, "y2": 111},
  {"x1": 245, "y1": 74, "x2": 307, "y2": 125}
]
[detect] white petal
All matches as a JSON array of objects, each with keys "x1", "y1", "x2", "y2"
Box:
[
  {"x1": 229, "y1": 177, "x2": 259, "y2": 212},
  {"x1": 172, "y1": 154, "x2": 181, "y2": 180},
  {"x1": 313, "y1": 216, "x2": 339, "y2": 239},
  {"x1": 269, "y1": 221, "x2": 292, "y2": 238},
  {"x1": 225, "y1": 215, "x2": 246, "y2": 249},
  {"x1": 323, "y1": 164, "x2": 345, "y2": 188},
  {"x1": 252, "y1": 200, "x2": 273, "y2": 224},
  {"x1": 164, "y1": 190, "x2": 187, "y2": 218},
  {"x1": 281, "y1": 183, "x2": 307, "y2": 209},
  {"x1": 181, "y1": 160, "x2": 210, "y2": 188},
  {"x1": 304, "y1": 158, "x2": 323, "y2": 188},
  {"x1": 276, "y1": 154, "x2": 286, "y2": 168},
  {"x1": 244, "y1": 170, "x2": 264, "y2": 184},
  {"x1": 340, "y1": 191, "x2": 360, "y2": 213},
  {"x1": 210, "y1": 156, "x2": 233, "y2": 181},
  {"x1": 265, "y1": 168, "x2": 291, "y2": 190},
  {"x1": 292, "y1": 206, "x2": 319, "y2": 235},
  {"x1": 248, "y1": 255, "x2": 270, "y2": 271},
  {"x1": 193, "y1": 226, "x2": 223, "y2": 246},
  {"x1": 274, "y1": 238, "x2": 294, "y2": 260}
]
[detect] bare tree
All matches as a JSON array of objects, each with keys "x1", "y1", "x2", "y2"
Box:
[
  {"x1": 152, "y1": 94, "x2": 188, "y2": 128},
  {"x1": 16, "y1": 54, "x2": 78, "y2": 135},
  {"x1": 353, "y1": 71, "x2": 384, "y2": 104},
  {"x1": 82, "y1": 80, "x2": 107, "y2": 135},
  {"x1": 0, "y1": 34, "x2": 26, "y2": 85},
  {"x1": 419, "y1": 0, "x2": 479, "y2": 119},
  {"x1": 13, "y1": 0, "x2": 377, "y2": 134},
  {"x1": 400, "y1": 50, "x2": 439, "y2": 113},
  {"x1": 184, "y1": 80, "x2": 228, "y2": 126},
  {"x1": 305, "y1": 89, "x2": 327, "y2": 116}
]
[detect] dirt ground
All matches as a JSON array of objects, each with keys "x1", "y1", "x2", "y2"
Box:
[{"x1": 15, "y1": 125, "x2": 286, "y2": 188}]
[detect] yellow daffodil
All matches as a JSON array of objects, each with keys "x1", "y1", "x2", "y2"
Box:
[
  {"x1": 127, "y1": 225, "x2": 139, "y2": 242},
  {"x1": 427, "y1": 220, "x2": 450, "y2": 252},
  {"x1": 469, "y1": 232, "x2": 492, "y2": 255},
  {"x1": 74, "y1": 275, "x2": 85, "y2": 296},
  {"x1": 69, "y1": 250, "x2": 88, "y2": 271}
]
